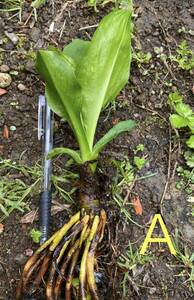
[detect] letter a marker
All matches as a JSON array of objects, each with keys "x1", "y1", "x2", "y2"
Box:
[{"x1": 140, "y1": 214, "x2": 176, "y2": 255}]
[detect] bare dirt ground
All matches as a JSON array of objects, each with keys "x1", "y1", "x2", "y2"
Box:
[{"x1": 0, "y1": 0, "x2": 194, "y2": 299}]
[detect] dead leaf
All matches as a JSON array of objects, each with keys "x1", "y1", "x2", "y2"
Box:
[
  {"x1": 51, "y1": 201, "x2": 70, "y2": 216},
  {"x1": 3, "y1": 125, "x2": 9, "y2": 138},
  {"x1": 20, "y1": 201, "x2": 70, "y2": 224},
  {"x1": 112, "y1": 118, "x2": 120, "y2": 125},
  {"x1": 20, "y1": 209, "x2": 38, "y2": 224},
  {"x1": 0, "y1": 223, "x2": 5, "y2": 234},
  {"x1": 0, "y1": 88, "x2": 7, "y2": 96},
  {"x1": 132, "y1": 196, "x2": 143, "y2": 215}
]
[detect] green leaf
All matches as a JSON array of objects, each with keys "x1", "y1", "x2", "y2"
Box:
[
  {"x1": 0, "y1": 203, "x2": 9, "y2": 216},
  {"x1": 76, "y1": 9, "x2": 133, "y2": 149},
  {"x1": 48, "y1": 148, "x2": 83, "y2": 164},
  {"x1": 169, "y1": 114, "x2": 188, "y2": 128},
  {"x1": 168, "y1": 91, "x2": 183, "y2": 107},
  {"x1": 175, "y1": 103, "x2": 193, "y2": 118},
  {"x1": 36, "y1": 49, "x2": 91, "y2": 161},
  {"x1": 134, "y1": 144, "x2": 145, "y2": 154},
  {"x1": 184, "y1": 151, "x2": 194, "y2": 168},
  {"x1": 36, "y1": 49, "x2": 79, "y2": 121},
  {"x1": 186, "y1": 135, "x2": 194, "y2": 149},
  {"x1": 134, "y1": 156, "x2": 146, "y2": 170},
  {"x1": 188, "y1": 116, "x2": 194, "y2": 133},
  {"x1": 63, "y1": 39, "x2": 90, "y2": 66},
  {"x1": 93, "y1": 120, "x2": 136, "y2": 158},
  {"x1": 30, "y1": 229, "x2": 42, "y2": 243},
  {"x1": 72, "y1": 278, "x2": 79, "y2": 288}
]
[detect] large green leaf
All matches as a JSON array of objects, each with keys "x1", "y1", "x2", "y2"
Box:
[
  {"x1": 63, "y1": 39, "x2": 90, "y2": 66},
  {"x1": 76, "y1": 9, "x2": 133, "y2": 149},
  {"x1": 92, "y1": 120, "x2": 136, "y2": 158},
  {"x1": 36, "y1": 49, "x2": 91, "y2": 160}
]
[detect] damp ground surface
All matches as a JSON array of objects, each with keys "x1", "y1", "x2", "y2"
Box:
[{"x1": 0, "y1": 1, "x2": 194, "y2": 299}]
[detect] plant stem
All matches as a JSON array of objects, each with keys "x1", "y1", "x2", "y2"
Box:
[{"x1": 78, "y1": 163, "x2": 101, "y2": 213}]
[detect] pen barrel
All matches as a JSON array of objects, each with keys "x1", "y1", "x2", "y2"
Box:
[{"x1": 39, "y1": 190, "x2": 52, "y2": 244}]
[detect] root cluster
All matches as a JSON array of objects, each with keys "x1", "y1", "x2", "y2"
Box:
[{"x1": 16, "y1": 209, "x2": 106, "y2": 300}]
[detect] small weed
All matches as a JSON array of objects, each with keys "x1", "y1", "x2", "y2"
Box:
[
  {"x1": 168, "y1": 91, "x2": 194, "y2": 158},
  {"x1": 25, "y1": 50, "x2": 36, "y2": 61},
  {"x1": 0, "y1": 158, "x2": 78, "y2": 221},
  {"x1": 170, "y1": 40, "x2": 194, "y2": 71},
  {"x1": 111, "y1": 145, "x2": 148, "y2": 225},
  {"x1": 0, "y1": 0, "x2": 24, "y2": 20},
  {"x1": 111, "y1": 157, "x2": 139, "y2": 225},
  {"x1": 169, "y1": 91, "x2": 194, "y2": 216},
  {"x1": 16, "y1": 35, "x2": 27, "y2": 50},
  {"x1": 134, "y1": 156, "x2": 147, "y2": 170},
  {"x1": 168, "y1": 91, "x2": 183, "y2": 107},
  {"x1": 0, "y1": 158, "x2": 42, "y2": 222},
  {"x1": 184, "y1": 150, "x2": 194, "y2": 168},
  {"x1": 178, "y1": 27, "x2": 194, "y2": 36},
  {"x1": 154, "y1": 46, "x2": 167, "y2": 62},
  {"x1": 174, "y1": 235, "x2": 194, "y2": 292},
  {"x1": 133, "y1": 50, "x2": 152, "y2": 67},
  {"x1": 133, "y1": 144, "x2": 145, "y2": 154},
  {"x1": 30, "y1": 228, "x2": 42, "y2": 243},
  {"x1": 51, "y1": 167, "x2": 78, "y2": 204},
  {"x1": 118, "y1": 242, "x2": 154, "y2": 297},
  {"x1": 176, "y1": 166, "x2": 194, "y2": 195},
  {"x1": 118, "y1": 242, "x2": 154, "y2": 270}
]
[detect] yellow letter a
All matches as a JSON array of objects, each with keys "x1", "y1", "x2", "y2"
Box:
[{"x1": 140, "y1": 214, "x2": 176, "y2": 255}]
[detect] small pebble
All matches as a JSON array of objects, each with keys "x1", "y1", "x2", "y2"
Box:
[
  {"x1": 10, "y1": 70, "x2": 18, "y2": 76},
  {"x1": 0, "y1": 73, "x2": 12, "y2": 88},
  {"x1": 30, "y1": 27, "x2": 41, "y2": 43},
  {"x1": 0, "y1": 65, "x2": 10, "y2": 72},
  {"x1": 17, "y1": 83, "x2": 26, "y2": 91},
  {"x1": 10, "y1": 125, "x2": 16, "y2": 131},
  {"x1": 25, "y1": 60, "x2": 35, "y2": 73},
  {"x1": 4, "y1": 31, "x2": 18, "y2": 45}
]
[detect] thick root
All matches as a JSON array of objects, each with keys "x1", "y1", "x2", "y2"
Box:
[{"x1": 16, "y1": 209, "x2": 106, "y2": 300}]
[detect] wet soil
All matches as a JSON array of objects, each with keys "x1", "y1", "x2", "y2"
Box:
[{"x1": 0, "y1": 0, "x2": 194, "y2": 299}]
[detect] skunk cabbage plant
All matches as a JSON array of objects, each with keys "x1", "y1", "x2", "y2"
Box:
[
  {"x1": 17, "y1": 8, "x2": 135, "y2": 300},
  {"x1": 36, "y1": 9, "x2": 135, "y2": 164}
]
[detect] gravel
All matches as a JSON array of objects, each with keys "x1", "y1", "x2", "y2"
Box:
[{"x1": 0, "y1": 73, "x2": 12, "y2": 88}]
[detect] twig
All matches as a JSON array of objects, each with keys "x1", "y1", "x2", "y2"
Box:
[
  {"x1": 79, "y1": 24, "x2": 98, "y2": 31},
  {"x1": 23, "y1": 10, "x2": 33, "y2": 26},
  {"x1": 59, "y1": 18, "x2": 66, "y2": 41},
  {"x1": 171, "y1": 128, "x2": 181, "y2": 180},
  {"x1": 160, "y1": 128, "x2": 172, "y2": 214},
  {"x1": 135, "y1": 104, "x2": 167, "y2": 121}
]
